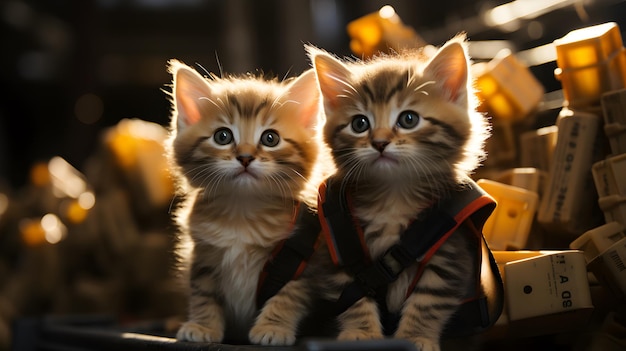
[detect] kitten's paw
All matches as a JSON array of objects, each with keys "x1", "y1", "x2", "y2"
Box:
[
  {"x1": 249, "y1": 324, "x2": 296, "y2": 346},
  {"x1": 176, "y1": 321, "x2": 224, "y2": 343},
  {"x1": 398, "y1": 336, "x2": 440, "y2": 351},
  {"x1": 337, "y1": 328, "x2": 384, "y2": 341}
]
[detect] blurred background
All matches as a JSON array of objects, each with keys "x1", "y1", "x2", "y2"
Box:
[
  {"x1": 1, "y1": 0, "x2": 626, "y2": 350},
  {"x1": 1, "y1": 0, "x2": 624, "y2": 187}
]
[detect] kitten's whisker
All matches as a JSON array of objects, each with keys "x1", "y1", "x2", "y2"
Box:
[
  {"x1": 195, "y1": 62, "x2": 211, "y2": 78},
  {"x1": 216, "y1": 98, "x2": 233, "y2": 121},
  {"x1": 341, "y1": 88, "x2": 359, "y2": 99},
  {"x1": 200, "y1": 171, "x2": 218, "y2": 197},
  {"x1": 186, "y1": 162, "x2": 228, "y2": 199},
  {"x1": 207, "y1": 172, "x2": 229, "y2": 199},
  {"x1": 267, "y1": 172, "x2": 291, "y2": 202},
  {"x1": 326, "y1": 75, "x2": 360, "y2": 100},
  {"x1": 190, "y1": 164, "x2": 220, "y2": 189},
  {"x1": 168, "y1": 194, "x2": 179, "y2": 215},
  {"x1": 270, "y1": 95, "x2": 285, "y2": 111},
  {"x1": 406, "y1": 66, "x2": 416, "y2": 88},
  {"x1": 413, "y1": 80, "x2": 435, "y2": 95},
  {"x1": 187, "y1": 168, "x2": 209, "y2": 187},
  {"x1": 288, "y1": 169, "x2": 308, "y2": 183},
  {"x1": 199, "y1": 96, "x2": 231, "y2": 119},
  {"x1": 340, "y1": 164, "x2": 364, "y2": 203},
  {"x1": 337, "y1": 152, "x2": 366, "y2": 197},
  {"x1": 282, "y1": 67, "x2": 293, "y2": 83},
  {"x1": 271, "y1": 84, "x2": 302, "y2": 116},
  {"x1": 204, "y1": 171, "x2": 221, "y2": 197},
  {"x1": 281, "y1": 99, "x2": 301, "y2": 109},
  {"x1": 407, "y1": 154, "x2": 452, "y2": 201},
  {"x1": 414, "y1": 80, "x2": 436, "y2": 91},
  {"x1": 214, "y1": 51, "x2": 223, "y2": 78}
]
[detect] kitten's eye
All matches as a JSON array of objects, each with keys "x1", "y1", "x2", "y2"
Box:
[
  {"x1": 397, "y1": 110, "x2": 420, "y2": 129},
  {"x1": 351, "y1": 115, "x2": 370, "y2": 134},
  {"x1": 260, "y1": 129, "x2": 280, "y2": 147},
  {"x1": 213, "y1": 128, "x2": 233, "y2": 145}
]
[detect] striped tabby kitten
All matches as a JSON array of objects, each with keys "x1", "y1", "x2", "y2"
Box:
[
  {"x1": 166, "y1": 60, "x2": 323, "y2": 344},
  {"x1": 308, "y1": 36, "x2": 489, "y2": 351}
]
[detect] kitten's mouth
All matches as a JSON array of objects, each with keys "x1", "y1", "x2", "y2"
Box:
[
  {"x1": 373, "y1": 153, "x2": 398, "y2": 165},
  {"x1": 235, "y1": 169, "x2": 259, "y2": 180}
]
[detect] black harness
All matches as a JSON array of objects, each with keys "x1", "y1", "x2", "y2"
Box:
[
  {"x1": 256, "y1": 202, "x2": 321, "y2": 308},
  {"x1": 257, "y1": 177, "x2": 504, "y2": 337}
]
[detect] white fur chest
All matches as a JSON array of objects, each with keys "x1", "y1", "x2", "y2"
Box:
[
  {"x1": 219, "y1": 243, "x2": 269, "y2": 327},
  {"x1": 188, "y1": 200, "x2": 293, "y2": 331}
]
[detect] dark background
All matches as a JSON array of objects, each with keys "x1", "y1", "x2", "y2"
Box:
[
  {"x1": 0, "y1": 0, "x2": 625, "y2": 188},
  {"x1": 1, "y1": 1, "x2": 626, "y2": 348}
]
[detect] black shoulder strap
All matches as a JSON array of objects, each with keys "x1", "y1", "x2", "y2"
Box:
[
  {"x1": 482, "y1": 237, "x2": 505, "y2": 330},
  {"x1": 434, "y1": 179, "x2": 503, "y2": 337},
  {"x1": 324, "y1": 177, "x2": 461, "y2": 315},
  {"x1": 256, "y1": 202, "x2": 321, "y2": 308},
  {"x1": 443, "y1": 227, "x2": 504, "y2": 337},
  {"x1": 320, "y1": 178, "x2": 368, "y2": 274},
  {"x1": 324, "y1": 177, "x2": 502, "y2": 327},
  {"x1": 319, "y1": 178, "x2": 384, "y2": 314}
]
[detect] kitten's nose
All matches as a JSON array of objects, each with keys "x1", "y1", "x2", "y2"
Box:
[
  {"x1": 236, "y1": 155, "x2": 255, "y2": 167},
  {"x1": 372, "y1": 140, "x2": 389, "y2": 152}
]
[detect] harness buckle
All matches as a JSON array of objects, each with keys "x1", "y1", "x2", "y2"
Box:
[
  {"x1": 380, "y1": 245, "x2": 414, "y2": 279},
  {"x1": 350, "y1": 246, "x2": 412, "y2": 299},
  {"x1": 372, "y1": 247, "x2": 407, "y2": 284}
]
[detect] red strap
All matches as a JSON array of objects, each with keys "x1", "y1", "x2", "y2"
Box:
[
  {"x1": 406, "y1": 195, "x2": 494, "y2": 298},
  {"x1": 318, "y1": 181, "x2": 371, "y2": 266},
  {"x1": 256, "y1": 202, "x2": 301, "y2": 295},
  {"x1": 317, "y1": 181, "x2": 341, "y2": 266},
  {"x1": 406, "y1": 228, "x2": 457, "y2": 298}
]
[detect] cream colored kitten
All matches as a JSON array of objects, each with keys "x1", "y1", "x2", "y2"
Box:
[{"x1": 166, "y1": 60, "x2": 325, "y2": 344}]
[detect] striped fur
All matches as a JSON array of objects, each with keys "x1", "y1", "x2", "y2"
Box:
[
  {"x1": 308, "y1": 36, "x2": 489, "y2": 351},
  {"x1": 165, "y1": 60, "x2": 330, "y2": 344}
]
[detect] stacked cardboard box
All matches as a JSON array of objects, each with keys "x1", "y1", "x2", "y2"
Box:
[{"x1": 345, "y1": 8, "x2": 626, "y2": 349}]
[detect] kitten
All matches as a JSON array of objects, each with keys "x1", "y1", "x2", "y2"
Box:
[
  {"x1": 307, "y1": 36, "x2": 490, "y2": 351},
  {"x1": 165, "y1": 59, "x2": 324, "y2": 344}
]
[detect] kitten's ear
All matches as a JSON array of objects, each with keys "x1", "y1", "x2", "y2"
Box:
[
  {"x1": 422, "y1": 38, "x2": 470, "y2": 106},
  {"x1": 307, "y1": 46, "x2": 351, "y2": 109},
  {"x1": 169, "y1": 59, "x2": 211, "y2": 130},
  {"x1": 284, "y1": 69, "x2": 320, "y2": 130}
]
